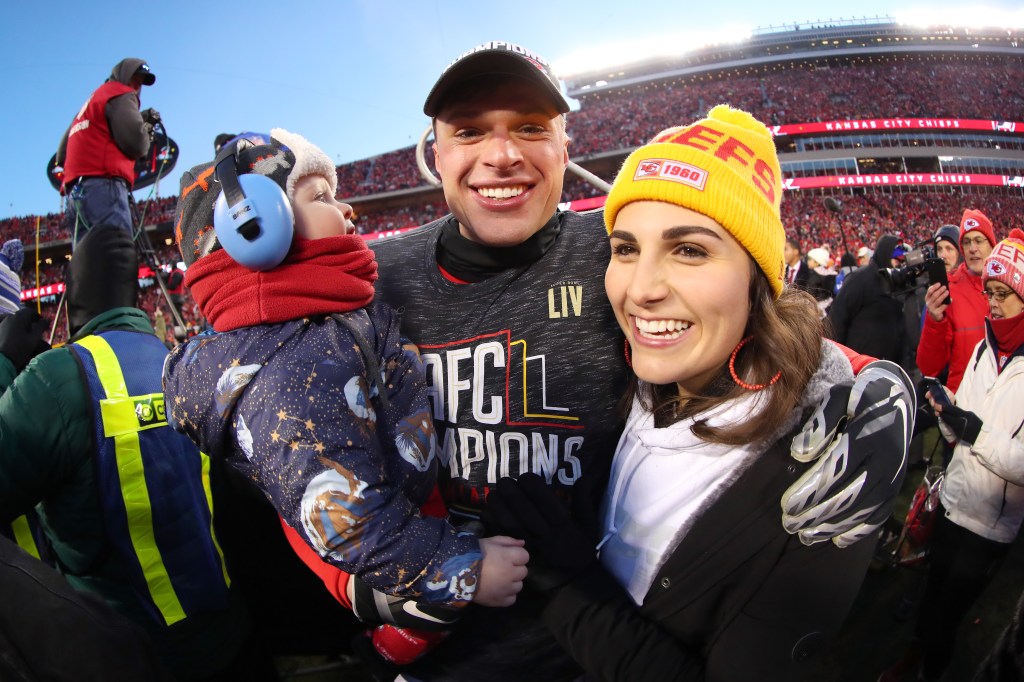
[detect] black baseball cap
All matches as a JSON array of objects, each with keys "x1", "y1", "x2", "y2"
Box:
[
  {"x1": 134, "y1": 61, "x2": 156, "y2": 86},
  {"x1": 423, "y1": 41, "x2": 570, "y2": 117}
]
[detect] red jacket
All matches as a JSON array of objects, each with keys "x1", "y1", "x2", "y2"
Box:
[
  {"x1": 62, "y1": 81, "x2": 137, "y2": 191},
  {"x1": 916, "y1": 263, "x2": 988, "y2": 391}
]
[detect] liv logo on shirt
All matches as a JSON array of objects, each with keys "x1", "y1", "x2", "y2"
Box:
[{"x1": 547, "y1": 283, "x2": 583, "y2": 319}]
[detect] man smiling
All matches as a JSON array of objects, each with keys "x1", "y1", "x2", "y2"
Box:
[
  {"x1": 429, "y1": 80, "x2": 569, "y2": 247},
  {"x1": 372, "y1": 42, "x2": 623, "y2": 680}
]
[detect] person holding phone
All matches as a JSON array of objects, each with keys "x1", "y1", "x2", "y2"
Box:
[
  {"x1": 881, "y1": 229, "x2": 1024, "y2": 682},
  {"x1": 916, "y1": 209, "x2": 998, "y2": 393}
]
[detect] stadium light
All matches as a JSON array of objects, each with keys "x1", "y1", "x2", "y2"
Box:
[
  {"x1": 554, "y1": 24, "x2": 753, "y2": 78},
  {"x1": 895, "y1": 7, "x2": 1024, "y2": 29}
]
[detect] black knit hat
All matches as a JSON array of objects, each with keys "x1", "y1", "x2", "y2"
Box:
[{"x1": 933, "y1": 224, "x2": 960, "y2": 250}]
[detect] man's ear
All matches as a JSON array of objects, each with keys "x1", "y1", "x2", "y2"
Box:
[{"x1": 432, "y1": 141, "x2": 441, "y2": 176}]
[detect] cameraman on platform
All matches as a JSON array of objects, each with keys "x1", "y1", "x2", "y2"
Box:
[
  {"x1": 916, "y1": 209, "x2": 996, "y2": 393},
  {"x1": 56, "y1": 58, "x2": 161, "y2": 244}
]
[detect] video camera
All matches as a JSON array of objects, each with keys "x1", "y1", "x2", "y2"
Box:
[{"x1": 878, "y1": 237, "x2": 950, "y2": 302}]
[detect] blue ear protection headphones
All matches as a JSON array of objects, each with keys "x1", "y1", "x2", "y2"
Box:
[{"x1": 212, "y1": 140, "x2": 294, "y2": 271}]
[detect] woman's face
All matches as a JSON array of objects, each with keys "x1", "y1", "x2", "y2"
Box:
[
  {"x1": 985, "y1": 282, "x2": 1024, "y2": 320},
  {"x1": 606, "y1": 201, "x2": 752, "y2": 398}
]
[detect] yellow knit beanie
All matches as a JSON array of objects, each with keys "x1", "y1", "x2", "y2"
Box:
[{"x1": 603, "y1": 105, "x2": 786, "y2": 298}]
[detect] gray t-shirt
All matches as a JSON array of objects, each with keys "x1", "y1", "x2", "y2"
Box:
[{"x1": 371, "y1": 209, "x2": 628, "y2": 681}]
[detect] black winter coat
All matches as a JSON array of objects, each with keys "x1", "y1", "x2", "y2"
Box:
[
  {"x1": 542, "y1": 434, "x2": 874, "y2": 681},
  {"x1": 828, "y1": 235, "x2": 906, "y2": 362}
]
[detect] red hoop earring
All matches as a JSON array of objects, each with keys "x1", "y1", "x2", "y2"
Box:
[
  {"x1": 624, "y1": 339, "x2": 632, "y2": 368},
  {"x1": 729, "y1": 336, "x2": 781, "y2": 391}
]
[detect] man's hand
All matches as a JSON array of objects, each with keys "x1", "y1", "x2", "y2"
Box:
[
  {"x1": 141, "y1": 108, "x2": 161, "y2": 125},
  {"x1": 784, "y1": 360, "x2": 915, "y2": 547},
  {"x1": 923, "y1": 282, "x2": 950, "y2": 322},
  {"x1": 0, "y1": 308, "x2": 50, "y2": 372},
  {"x1": 475, "y1": 536, "x2": 528, "y2": 607},
  {"x1": 486, "y1": 473, "x2": 597, "y2": 591}
]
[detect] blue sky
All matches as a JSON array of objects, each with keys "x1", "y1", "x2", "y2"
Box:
[{"x1": 1, "y1": 1, "x2": 1020, "y2": 220}]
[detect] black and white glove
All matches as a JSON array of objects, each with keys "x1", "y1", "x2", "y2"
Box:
[
  {"x1": 783, "y1": 360, "x2": 915, "y2": 548},
  {"x1": 141, "y1": 107, "x2": 161, "y2": 125},
  {"x1": 485, "y1": 473, "x2": 597, "y2": 591},
  {"x1": 936, "y1": 403, "x2": 983, "y2": 446}
]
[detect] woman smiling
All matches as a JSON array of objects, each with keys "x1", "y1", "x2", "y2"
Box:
[{"x1": 489, "y1": 106, "x2": 904, "y2": 680}]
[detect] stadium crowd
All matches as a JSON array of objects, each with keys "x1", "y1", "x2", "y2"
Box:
[
  {"x1": 3, "y1": 59, "x2": 1019, "y2": 249},
  {"x1": 568, "y1": 59, "x2": 1023, "y2": 156},
  {"x1": 0, "y1": 195, "x2": 176, "y2": 245},
  {"x1": 9, "y1": 188, "x2": 1014, "y2": 343},
  {"x1": 12, "y1": 197, "x2": 1023, "y2": 354},
  {"x1": 328, "y1": 59, "x2": 1024, "y2": 195}
]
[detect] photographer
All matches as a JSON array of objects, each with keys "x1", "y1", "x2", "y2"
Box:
[
  {"x1": 828, "y1": 235, "x2": 905, "y2": 362},
  {"x1": 901, "y1": 225, "x2": 965, "y2": 374},
  {"x1": 916, "y1": 209, "x2": 996, "y2": 392},
  {"x1": 56, "y1": 58, "x2": 160, "y2": 243}
]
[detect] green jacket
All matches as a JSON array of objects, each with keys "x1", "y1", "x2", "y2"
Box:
[{"x1": 0, "y1": 307, "x2": 249, "y2": 680}]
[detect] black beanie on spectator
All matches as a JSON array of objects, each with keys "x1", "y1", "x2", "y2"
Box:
[
  {"x1": 933, "y1": 224, "x2": 961, "y2": 250},
  {"x1": 67, "y1": 225, "x2": 139, "y2": 336}
]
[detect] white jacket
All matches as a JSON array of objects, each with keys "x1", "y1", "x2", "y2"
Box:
[{"x1": 940, "y1": 328, "x2": 1024, "y2": 543}]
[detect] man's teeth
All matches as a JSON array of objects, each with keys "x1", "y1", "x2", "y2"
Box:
[
  {"x1": 636, "y1": 318, "x2": 692, "y2": 339},
  {"x1": 477, "y1": 185, "x2": 525, "y2": 199}
]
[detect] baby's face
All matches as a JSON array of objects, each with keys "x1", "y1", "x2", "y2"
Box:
[{"x1": 292, "y1": 174, "x2": 354, "y2": 240}]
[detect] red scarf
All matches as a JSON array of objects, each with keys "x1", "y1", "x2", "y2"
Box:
[
  {"x1": 186, "y1": 235, "x2": 377, "y2": 332},
  {"x1": 989, "y1": 313, "x2": 1024, "y2": 371}
]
